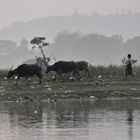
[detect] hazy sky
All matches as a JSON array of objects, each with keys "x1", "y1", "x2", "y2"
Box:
[{"x1": 0, "y1": 0, "x2": 140, "y2": 29}]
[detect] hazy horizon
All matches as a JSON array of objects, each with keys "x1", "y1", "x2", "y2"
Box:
[
  {"x1": 0, "y1": 0, "x2": 140, "y2": 29},
  {"x1": 0, "y1": 0, "x2": 140, "y2": 67}
]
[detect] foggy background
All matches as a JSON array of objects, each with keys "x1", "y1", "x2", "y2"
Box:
[{"x1": 0, "y1": 0, "x2": 140, "y2": 68}]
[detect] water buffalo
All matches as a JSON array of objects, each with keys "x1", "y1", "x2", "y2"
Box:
[
  {"x1": 76, "y1": 61, "x2": 91, "y2": 77},
  {"x1": 46, "y1": 61, "x2": 79, "y2": 80},
  {"x1": 7, "y1": 64, "x2": 42, "y2": 85}
]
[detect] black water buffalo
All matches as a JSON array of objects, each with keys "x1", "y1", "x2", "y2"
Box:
[
  {"x1": 7, "y1": 64, "x2": 42, "y2": 85},
  {"x1": 46, "y1": 61, "x2": 79, "y2": 80},
  {"x1": 76, "y1": 61, "x2": 90, "y2": 77}
]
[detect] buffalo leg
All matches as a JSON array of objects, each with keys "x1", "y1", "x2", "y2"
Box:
[
  {"x1": 86, "y1": 69, "x2": 90, "y2": 77},
  {"x1": 15, "y1": 76, "x2": 20, "y2": 86},
  {"x1": 73, "y1": 71, "x2": 80, "y2": 80},
  {"x1": 37, "y1": 74, "x2": 42, "y2": 84},
  {"x1": 56, "y1": 72, "x2": 62, "y2": 82},
  {"x1": 25, "y1": 77, "x2": 29, "y2": 85}
]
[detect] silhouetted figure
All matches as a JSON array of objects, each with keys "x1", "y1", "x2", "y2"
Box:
[
  {"x1": 125, "y1": 54, "x2": 133, "y2": 77},
  {"x1": 122, "y1": 54, "x2": 137, "y2": 77}
]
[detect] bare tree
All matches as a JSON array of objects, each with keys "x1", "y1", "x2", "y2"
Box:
[{"x1": 30, "y1": 37, "x2": 50, "y2": 67}]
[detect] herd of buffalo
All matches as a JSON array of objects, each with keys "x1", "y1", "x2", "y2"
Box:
[{"x1": 6, "y1": 61, "x2": 91, "y2": 85}]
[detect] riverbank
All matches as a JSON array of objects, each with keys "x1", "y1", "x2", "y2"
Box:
[{"x1": 0, "y1": 77, "x2": 140, "y2": 101}]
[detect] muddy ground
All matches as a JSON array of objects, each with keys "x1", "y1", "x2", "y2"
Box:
[{"x1": 0, "y1": 76, "x2": 140, "y2": 101}]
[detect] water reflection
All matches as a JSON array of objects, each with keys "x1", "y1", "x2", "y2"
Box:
[
  {"x1": 0, "y1": 99, "x2": 140, "y2": 140},
  {"x1": 8, "y1": 101, "x2": 43, "y2": 127},
  {"x1": 127, "y1": 108, "x2": 134, "y2": 140}
]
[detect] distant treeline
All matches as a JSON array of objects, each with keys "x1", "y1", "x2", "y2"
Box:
[
  {"x1": 49, "y1": 32, "x2": 140, "y2": 65},
  {"x1": 0, "y1": 32, "x2": 140, "y2": 68}
]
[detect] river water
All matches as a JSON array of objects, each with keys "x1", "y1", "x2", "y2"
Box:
[{"x1": 0, "y1": 98, "x2": 140, "y2": 140}]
